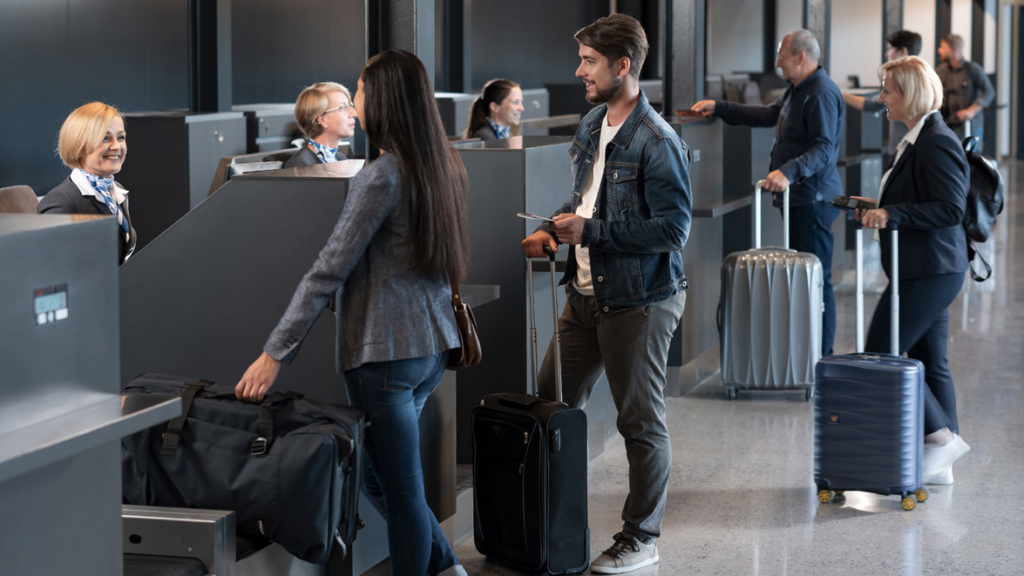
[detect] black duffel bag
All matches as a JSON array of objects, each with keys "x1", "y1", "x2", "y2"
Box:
[{"x1": 121, "y1": 374, "x2": 366, "y2": 564}]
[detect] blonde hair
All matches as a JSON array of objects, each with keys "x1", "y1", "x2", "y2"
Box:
[
  {"x1": 294, "y1": 82, "x2": 351, "y2": 139},
  {"x1": 878, "y1": 56, "x2": 943, "y2": 120},
  {"x1": 57, "y1": 102, "x2": 124, "y2": 170}
]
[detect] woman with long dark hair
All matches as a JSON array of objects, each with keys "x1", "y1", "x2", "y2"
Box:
[
  {"x1": 236, "y1": 50, "x2": 470, "y2": 576},
  {"x1": 464, "y1": 78, "x2": 524, "y2": 140}
]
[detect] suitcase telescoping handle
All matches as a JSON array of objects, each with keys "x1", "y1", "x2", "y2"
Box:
[
  {"x1": 854, "y1": 220, "x2": 899, "y2": 356},
  {"x1": 753, "y1": 179, "x2": 789, "y2": 250},
  {"x1": 525, "y1": 246, "x2": 564, "y2": 402}
]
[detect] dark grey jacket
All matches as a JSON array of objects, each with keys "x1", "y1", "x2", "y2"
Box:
[
  {"x1": 471, "y1": 125, "x2": 499, "y2": 141},
  {"x1": 283, "y1": 145, "x2": 347, "y2": 169},
  {"x1": 264, "y1": 154, "x2": 459, "y2": 372},
  {"x1": 937, "y1": 60, "x2": 995, "y2": 128},
  {"x1": 38, "y1": 176, "x2": 137, "y2": 264}
]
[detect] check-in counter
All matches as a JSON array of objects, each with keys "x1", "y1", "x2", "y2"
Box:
[
  {"x1": 517, "y1": 88, "x2": 552, "y2": 135},
  {"x1": 118, "y1": 161, "x2": 497, "y2": 575},
  {"x1": 0, "y1": 215, "x2": 180, "y2": 576},
  {"x1": 667, "y1": 118, "x2": 728, "y2": 375},
  {"x1": 117, "y1": 110, "x2": 248, "y2": 250},
  {"x1": 232, "y1": 103, "x2": 303, "y2": 153},
  {"x1": 454, "y1": 136, "x2": 621, "y2": 461},
  {"x1": 435, "y1": 92, "x2": 478, "y2": 136}
]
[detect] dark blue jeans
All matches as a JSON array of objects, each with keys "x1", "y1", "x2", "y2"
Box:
[
  {"x1": 787, "y1": 201, "x2": 841, "y2": 357},
  {"x1": 865, "y1": 273, "x2": 965, "y2": 435},
  {"x1": 344, "y1": 352, "x2": 459, "y2": 576}
]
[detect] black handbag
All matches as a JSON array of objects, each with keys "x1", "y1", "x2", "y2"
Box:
[
  {"x1": 962, "y1": 136, "x2": 1005, "y2": 281},
  {"x1": 121, "y1": 374, "x2": 366, "y2": 563}
]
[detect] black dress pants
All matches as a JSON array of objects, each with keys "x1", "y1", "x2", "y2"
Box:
[{"x1": 865, "y1": 272, "x2": 965, "y2": 434}]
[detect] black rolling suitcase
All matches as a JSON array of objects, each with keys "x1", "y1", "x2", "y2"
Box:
[
  {"x1": 472, "y1": 249, "x2": 590, "y2": 574},
  {"x1": 121, "y1": 374, "x2": 366, "y2": 563},
  {"x1": 814, "y1": 224, "x2": 929, "y2": 510}
]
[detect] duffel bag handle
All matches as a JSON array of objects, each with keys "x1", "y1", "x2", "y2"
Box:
[
  {"x1": 251, "y1": 391, "x2": 304, "y2": 457},
  {"x1": 161, "y1": 379, "x2": 215, "y2": 457}
]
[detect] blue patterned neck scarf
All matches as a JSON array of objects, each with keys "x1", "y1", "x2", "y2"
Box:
[
  {"x1": 308, "y1": 139, "x2": 339, "y2": 164},
  {"x1": 487, "y1": 118, "x2": 511, "y2": 139},
  {"x1": 78, "y1": 169, "x2": 129, "y2": 235}
]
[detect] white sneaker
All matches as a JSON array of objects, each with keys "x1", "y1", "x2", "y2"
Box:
[
  {"x1": 924, "y1": 464, "x2": 954, "y2": 485},
  {"x1": 589, "y1": 532, "x2": 659, "y2": 574},
  {"x1": 923, "y1": 434, "x2": 970, "y2": 479}
]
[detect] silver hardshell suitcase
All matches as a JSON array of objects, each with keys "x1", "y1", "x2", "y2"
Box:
[{"x1": 719, "y1": 180, "x2": 824, "y2": 401}]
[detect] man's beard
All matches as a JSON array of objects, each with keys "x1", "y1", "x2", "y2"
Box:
[{"x1": 586, "y1": 75, "x2": 623, "y2": 104}]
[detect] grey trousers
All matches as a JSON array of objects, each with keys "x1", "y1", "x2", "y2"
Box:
[{"x1": 538, "y1": 285, "x2": 686, "y2": 543}]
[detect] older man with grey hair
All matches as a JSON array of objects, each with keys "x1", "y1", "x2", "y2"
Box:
[{"x1": 692, "y1": 29, "x2": 844, "y2": 357}]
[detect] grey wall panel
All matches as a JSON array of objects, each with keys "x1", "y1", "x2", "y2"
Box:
[
  {"x1": 120, "y1": 177, "x2": 349, "y2": 403},
  {"x1": 471, "y1": 0, "x2": 593, "y2": 89},
  {"x1": 0, "y1": 0, "x2": 188, "y2": 195}
]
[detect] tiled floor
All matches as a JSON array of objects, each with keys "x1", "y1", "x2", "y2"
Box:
[{"x1": 451, "y1": 161, "x2": 1024, "y2": 575}]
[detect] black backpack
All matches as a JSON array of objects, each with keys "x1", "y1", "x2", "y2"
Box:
[{"x1": 962, "y1": 137, "x2": 1004, "y2": 281}]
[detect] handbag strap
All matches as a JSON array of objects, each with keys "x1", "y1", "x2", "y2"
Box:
[
  {"x1": 252, "y1": 391, "x2": 303, "y2": 457},
  {"x1": 450, "y1": 276, "x2": 465, "y2": 312},
  {"x1": 161, "y1": 379, "x2": 215, "y2": 457},
  {"x1": 968, "y1": 240, "x2": 993, "y2": 282}
]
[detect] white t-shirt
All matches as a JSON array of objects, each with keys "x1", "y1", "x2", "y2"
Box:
[{"x1": 573, "y1": 114, "x2": 622, "y2": 295}]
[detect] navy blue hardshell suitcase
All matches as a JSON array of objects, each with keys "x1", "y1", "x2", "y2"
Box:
[
  {"x1": 472, "y1": 250, "x2": 590, "y2": 575},
  {"x1": 814, "y1": 224, "x2": 929, "y2": 510}
]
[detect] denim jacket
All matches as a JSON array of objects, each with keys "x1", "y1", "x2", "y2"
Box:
[{"x1": 537, "y1": 90, "x2": 692, "y2": 313}]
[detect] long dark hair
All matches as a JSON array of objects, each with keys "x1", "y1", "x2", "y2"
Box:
[
  {"x1": 465, "y1": 78, "x2": 519, "y2": 139},
  {"x1": 361, "y1": 50, "x2": 470, "y2": 283}
]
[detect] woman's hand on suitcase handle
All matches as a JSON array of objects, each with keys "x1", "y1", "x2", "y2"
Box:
[
  {"x1": 236, "y1": 351, "x2": 282, "y2": 402},
  {"x1": 522, "y1": 230, "x2": 559, "y2": 258}
]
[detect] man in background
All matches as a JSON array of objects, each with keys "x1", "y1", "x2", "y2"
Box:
[{"x1": 937, "y1": 33, "x2": 995, "y2": 150}]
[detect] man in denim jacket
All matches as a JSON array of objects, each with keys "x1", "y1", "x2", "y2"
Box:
[{"x1": 522, "y1": 14, "x2": 691, "y2": 575}]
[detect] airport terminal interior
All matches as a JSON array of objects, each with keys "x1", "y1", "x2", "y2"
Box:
[{"x1": 2, "y1": 0, "x2": 1023, "y2": 575}]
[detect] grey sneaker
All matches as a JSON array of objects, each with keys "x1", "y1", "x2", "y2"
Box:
[{"x1": 589, "y1": 532, "x2": 659, "y2": 574}]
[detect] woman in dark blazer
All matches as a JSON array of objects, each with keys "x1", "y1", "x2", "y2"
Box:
[
  {"x1": 464, "y1": 78, "x2": 524, "y2": 140},
  {"x1": 284, "y1": 82, "x2": 356, "y2": 168},
  {"x1": 853, "y1": 56, "x2": 971, "y2": 485},
  {"x1": 38, "y1": 102, "x2": 136, "y2": 264}
]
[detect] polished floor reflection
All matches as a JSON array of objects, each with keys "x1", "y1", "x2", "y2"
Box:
[{"x1": 453, "y1": 161, "x2": 1024, "y2": 575}]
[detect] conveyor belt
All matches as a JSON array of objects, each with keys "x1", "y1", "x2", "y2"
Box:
[{"x1": 124, "y1": 554, "x2": 207, "y2": 576}]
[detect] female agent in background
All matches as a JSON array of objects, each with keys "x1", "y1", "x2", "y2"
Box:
[
  {"x1": 237, "y1": 50, "x2": 470, "y2": 576},
  {"x1": 464, "y1": 78, "x2": 524, "y2": 140},
  {"x1": 38, "y1": 102, "x2": 136, "y2": 264},
  {"x1": 852, "y1": 56, "x2": 971, "y2": 486},
  {"x1": 285, "y1": 82, "x2": 357, "y2": 168}
]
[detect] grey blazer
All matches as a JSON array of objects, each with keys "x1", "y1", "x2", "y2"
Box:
[
  {"x1": 37, "y1": 176, "x2": 137, "y2": 264},
  {"x1": 471, "y1": 125, "x2": 499, "y2": 141},
  {"x1": 264, "y1": 154, "x2": 459, "y2": 372},
  {"x1": 284, "y1": 145, "x2": 347, "y2": 168}
]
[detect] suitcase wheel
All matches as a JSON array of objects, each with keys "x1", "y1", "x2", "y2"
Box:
[
  {"x1": 727, "y1": 387, "x2": 738, "y2": 401},
  {"x1": 817, "y1": 489, "x2": 833, "y2": 503},
  {"x1": 901, "y1": 496, "x2": 917, "y2": 511},
  {"x1": 915, "y1": 488, "x2": 928, "y2": 503}
]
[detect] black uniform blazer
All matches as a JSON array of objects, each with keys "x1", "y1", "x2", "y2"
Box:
[
  {"x1": 38, "y1": 176, "x2": 137, "y2": 264},
  {"x1": 283, "y1": 145, "x2": 347, "y2": 168},
  {"x1": 471, "y1": 124, "x2": 499, "y2": 141},
  {"x1": 879, "y1": 113, "x2": 969, "y2": 280}
]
